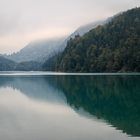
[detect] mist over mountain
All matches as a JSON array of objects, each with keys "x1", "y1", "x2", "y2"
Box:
[
  {"x1": 69, "y1": 20, "x2": 109, "y2": 38},
  {"x1": 1, "y1": 19, "x2": 108, "y2": 65},
  {"x1": 0, "y1": 18, "x2": 109, "y2": 71},
  {"x1": 61, "y1": 19, "x2": 109, "y2": 50},
  {"x1": 0, "y1": 7, "x2": 139, "y2": 72},
  {"x1": 3, "y1": 38, "x2": 66, "y2": 63}
]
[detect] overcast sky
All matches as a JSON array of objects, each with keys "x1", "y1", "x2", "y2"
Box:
[{"x1": 0, "y1": 0, "x2": 139, "y2": 54}]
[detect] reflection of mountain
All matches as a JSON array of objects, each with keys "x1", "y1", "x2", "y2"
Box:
[
  {"x1": 46, "y1": 75, "x2": 140, "y2": 137},
  {"x1": 0, "y1": 75, "x2": 139, "y2": 137},
  {"x1": 0, "y1": 76, "x2": 66, "y2": 104}
]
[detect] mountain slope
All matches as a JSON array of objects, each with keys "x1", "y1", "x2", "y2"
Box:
[
  {"x1": 4, "y1": 38, "x2": 65, "y2": 63},
  {"x1": 69, "y1": 20, "x2": 109, "y2": 38},
  {"x1": 0, "y1": 56, "x2": 16, "y2": 71},
  {"x1": 15, "y1": 61, "x2": 42, "y2": 71},
  {"x1": 0, "y1": 56, "x2": 42, "y2": 71},
  {"x1": 60, "y1": 19, "x2": 109, "y2": 51},
  {"x1": 53, "y1": 7, "x2": 140, "y2": 72},
  {"x1": 42, "y1": 20, "x2": 110, "y2": 71},
  {"x1": 2, "y1": 20, "x2": 108, "y2": 65}
]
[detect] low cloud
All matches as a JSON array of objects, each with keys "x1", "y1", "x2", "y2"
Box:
[{"x1": 0, "y1": 0, "x2": 139, "y2": 54}]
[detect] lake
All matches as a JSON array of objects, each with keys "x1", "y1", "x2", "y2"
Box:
[{"x1": 0, "y1": 72, "x2": 139, "y2": 140}]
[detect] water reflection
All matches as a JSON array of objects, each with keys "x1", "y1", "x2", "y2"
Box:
[
  {"x1": 0, "y1": 75, "x2": 139, "y2": 140},
  {"x1": 48, "y1": 75, "x2": 140, "y2": 136}
]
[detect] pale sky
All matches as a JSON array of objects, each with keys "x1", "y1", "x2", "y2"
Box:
[{"x1": 0, "y1": 0, "x2": 139, "y2": 54}]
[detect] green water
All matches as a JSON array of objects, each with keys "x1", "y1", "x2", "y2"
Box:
[{"x1": 0, "y1": 73, "x2": 139, "y2": 140}]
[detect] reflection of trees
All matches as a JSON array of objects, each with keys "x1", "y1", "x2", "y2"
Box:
[
  {"x1": 0, "y1": 75, "x2": 139, "y2": 136},
  {"x1": 0, "y1": 76, "x2": 65, "y2": 103},
  {"x1": 48, "y1": 75, "x2": 140, "y2": 137}
]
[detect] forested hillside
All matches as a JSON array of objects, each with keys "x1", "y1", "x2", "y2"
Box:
[
  {"x1": 0, "y1": 56, "x2": 41, "y2": 71},
  {"x1": 43, "y1": 7, "x2": 140, "y2": 72}
]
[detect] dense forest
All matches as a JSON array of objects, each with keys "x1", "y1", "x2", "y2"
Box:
[{"x1": 43, "y1": 7, "x2": 140, "y2": 72}]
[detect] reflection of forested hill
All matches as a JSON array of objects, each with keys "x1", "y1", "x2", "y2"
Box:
[
  {"x1": 0, "y1": 75, "x2": 139, "y2": 136},
  {"x1": 47, "y1": 75, "x2": 140, "y2": 137},
  {"x1": 0, "y1": 76, "x2": 66, "y2": 104}
]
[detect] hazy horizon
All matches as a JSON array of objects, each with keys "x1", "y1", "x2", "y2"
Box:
[{"x1": 0, "y1": 0, "x2": 139, "y2": 54}]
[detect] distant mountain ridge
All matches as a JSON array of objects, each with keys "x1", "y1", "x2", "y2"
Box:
[
  {"x1": 1, "y1": 19, "x2": 108, "y2": 64},
  {"x1": 0, "y1": 18, "x2": 109, "y2": 71},
  {"x1": 1, "y1": 7, "x2": 139, "y2": 72},
  {"x1": 0, "y1": 56, "x2": 16, "y2": 71},
  {"x1": 3, "y1": 38, "x2": 66, "y2": 63},
  {"x1": 0, "y1": 56, "x2": 42, "y2": 71}
]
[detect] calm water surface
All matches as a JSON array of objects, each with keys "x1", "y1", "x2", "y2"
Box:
[{"x1": 0, "y1": 73, "x2": 139, "y2": 140}]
